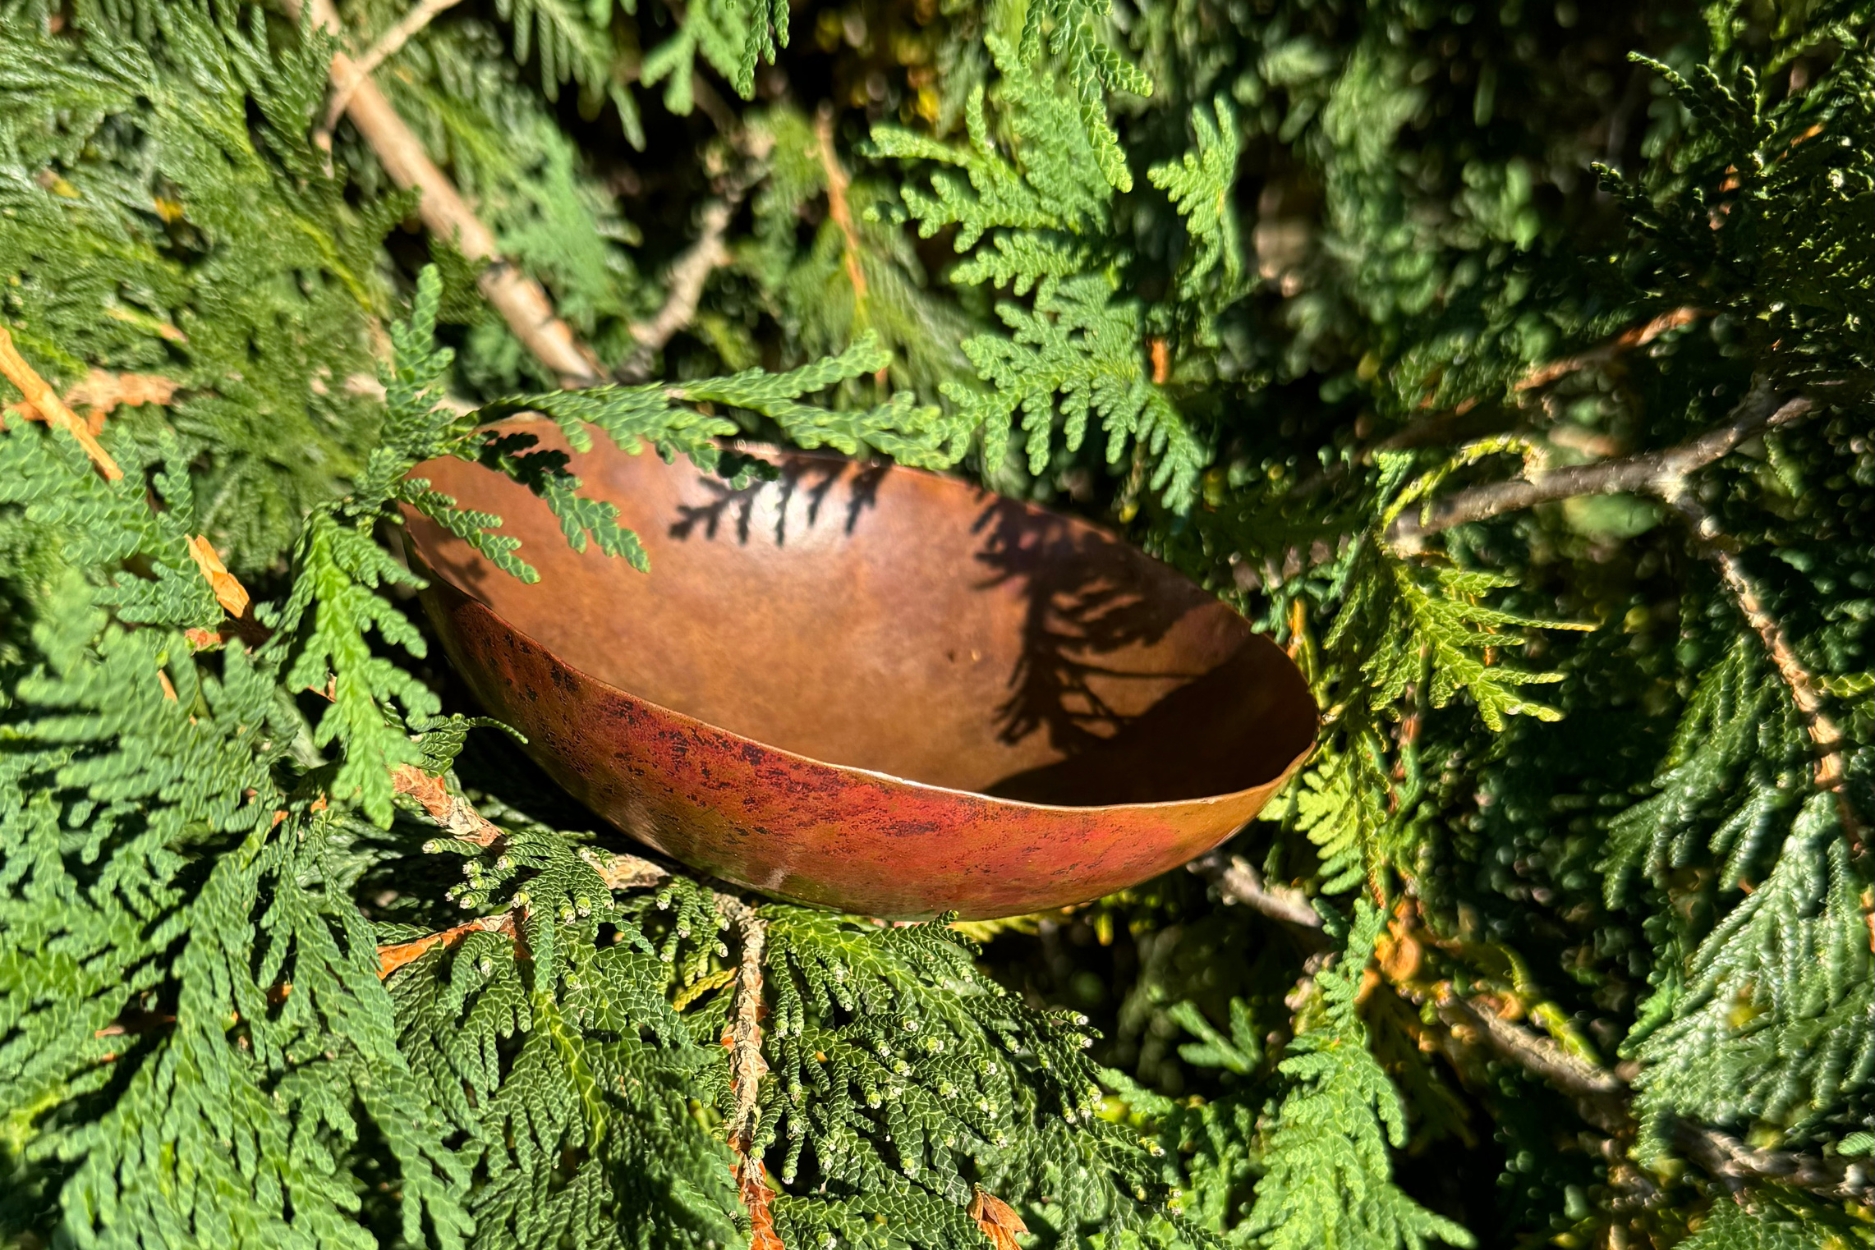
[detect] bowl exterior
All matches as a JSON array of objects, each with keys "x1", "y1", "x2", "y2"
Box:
[{"x1": 417, "y1": 572, "x2": 1305, "y2": 919}]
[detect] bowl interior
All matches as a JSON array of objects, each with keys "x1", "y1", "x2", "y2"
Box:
[{"x1": 405, "y1": 421, "x2": 1316, "y2": 807}]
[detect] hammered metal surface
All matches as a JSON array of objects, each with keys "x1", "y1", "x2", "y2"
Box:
[{"x1": 403, "y1": 418, "x2": 1317, "y2": 919}]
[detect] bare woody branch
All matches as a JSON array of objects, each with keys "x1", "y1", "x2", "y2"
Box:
[
  {"x1": 314, "y1": 0, "x2": 463, "y2": 153},
  {"x1": 1675, "y1": 1121, "x2": 1875, "y2": 1204},
  {"x1": 717, "y1": 894, "x2": 769, "y2": 1154},
  {"x1": 1202, "y1": 866, "x2": 1872, "y2": 1203},
  {"x1": 4, "y1": 367, "x2": 180, "y2": 434},
  {"x1": 285, "y1": 0, "x2": 606, "y2": 388},
  {"x1": 390, "y1": 764, "x2": 505, "y2": 847},
  {"x1": 1375, "y1": 369, "x2": 1857, "y2": 837},
  {"x1": 1190, "y1": 852, "x2": 1327, "y2": 939},
  {"x1": 579, "y1": 845, "x2": 672, "y2": 890},
  {"x1": 617, "y1": 118, "x2": 776, "y2": 382},
  {"x1": 1669, "y1": 494, "x2": 1860, "y2": 845},
  {"x1": 1386, "y1": 380, "x2": 1811, "y2": 554},
  {"x1": 617, "y1": 200, "x2": 734, "y2": 383}
]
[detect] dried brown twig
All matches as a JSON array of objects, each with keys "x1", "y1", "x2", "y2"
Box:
[
  {"x1": 377, "y1": 912, "x2": 517, "y2": 979},
  {"x1": 375, "y1": 770, "x2": 671, "y2": 974},
  {"x1": 1189, "y1": 852, "x2": 1325, "y2": 938},
  {"x1": 2, "y1": 367, "x2": 179, "y2": 433},
  {"x1": 617, "y1": 118, "x2": 776, "y2": 382},
  {"x1": 389, "y1": 765, "x2": 505, "y2": 847},
  {"x1": 617, "y1": 200, "x2": 735, "y2": 383},
  {"x1": 1374, "y1": 307, "x2": 1704, "y2": 454},
  {"x1": 298, "y1": 0, "x2": 768, "y2": 387},
  {"x1": 0, "y1": 326, "x2": 124, "y2": 479},
  {"x1": 1512, "y1": 307, "x2": 1703, "y2": 393}
]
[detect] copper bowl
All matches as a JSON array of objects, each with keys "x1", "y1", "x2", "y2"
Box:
[{"x1": 403, "y1": 418, "x2": 1317, "y2": 919}]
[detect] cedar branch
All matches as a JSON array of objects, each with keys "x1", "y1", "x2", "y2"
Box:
[
  {"x1": 1203, "y1": 869, "x2": 1871, "y2": 1202},
  {"x1": 284, "y1": 0, "x2": 606, "y2": 388},
  {"x1": 386, "y1": 765, "x2": 674, "y2": 881},
  {"x1": 1385, "y1": 380, "x2": 1808, "y2": 554},
  {"x1": 1378, "y1": 372, "x2": 1857, "y2": 836}
]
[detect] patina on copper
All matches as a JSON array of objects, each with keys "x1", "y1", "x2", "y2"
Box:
[{"x1": 402, "y1": 418, "x2": 1318, "y2": 919}]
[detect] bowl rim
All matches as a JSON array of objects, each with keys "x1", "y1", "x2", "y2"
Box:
[{"x1": 405, "y1": 436, "x2": 1320, "y2": 817}]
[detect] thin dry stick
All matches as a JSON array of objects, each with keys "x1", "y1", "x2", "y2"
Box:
[
  {"x1": 1376, "y1": 306, "x2": 1705, "y2": 454},
  {"x1": 1513, "y1": 306, "x2": 1704, "y2": 393},
  {"x1": 617, "y1": 116, "x2": 774, "y2": 382},
  {"x1": 717, "y1": 895, "x2": 769, "y2": 1153},
  {"x1": 814, "y1": 104, "x2": 868, "y2": 305},
  {"x1": 716, "y1": 894, "x2": 781, "y2": 1248},
  {"x1": 387, "y1": 764, "x2": 674, "y2": 881},
  {"x1": 314, "y1": 0, "x2": 463, "y2": 153},
  {"x1": 284, "y1": 0, "x2": 606, "y2": 388},
  {"x1": 1191, "y1": 852, "x2": 1326, "y2": 937},
  {"x1": 1669, "y1": 494, "x2": 1859, "y2": 846},
  {"x1": 618, "y1": 200, "x2": 734, "y2": 381},
  {"x1": 376, "y1": 774, "x2": 670, "y2": 972},
  {"x1": 1385, "y1": 381, "x2": 1808, "y2": 554},
  {"x1": 1674, "y1": 1121, "x2": 1875, "y2": 1204},
  {"x1": 0, "y1": 326, "x2": 124, "y2": 480},
  {"x1": 579, "y1": 845, "x2": 672, "y2": 890},
  {"x1": 4, "y1": 368, "x2": 181, "y2": 433},
  {"x1": 1429, "y1": 988, "x2": 1627, "y2": 1137}
]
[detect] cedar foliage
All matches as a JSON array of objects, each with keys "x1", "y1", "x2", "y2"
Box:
[{"x1": 2, "y1": 0, "x2": 1874, "y2": 1245}]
